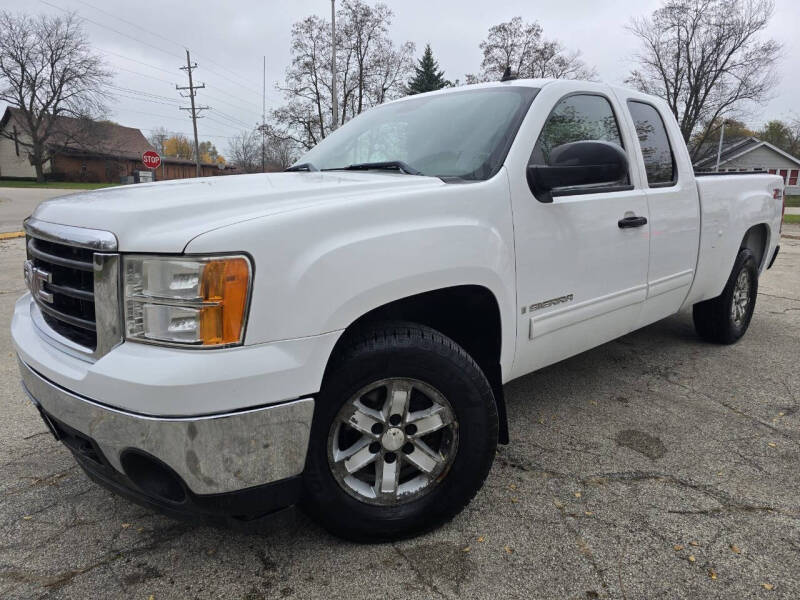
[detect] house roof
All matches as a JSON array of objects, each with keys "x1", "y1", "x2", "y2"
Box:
[
  {"x1": 694, "y1": 135, "x2": 800, "y2": 169},
  {"x1": 1, "y1": 107, "x2": 219, "y2": 167}
]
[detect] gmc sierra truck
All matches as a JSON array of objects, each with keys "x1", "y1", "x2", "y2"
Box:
[{"x1": 13, "y1": 79, "x2": 784, "y2": 542}]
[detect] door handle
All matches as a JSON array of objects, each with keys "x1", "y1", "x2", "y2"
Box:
[{"x1": 618, "y1": 215, "x2": 648, "y2": 229}]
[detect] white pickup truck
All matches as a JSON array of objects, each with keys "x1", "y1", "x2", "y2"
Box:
[{"x1": 13, "y1": 79, "x2": 784, "y2": 541}]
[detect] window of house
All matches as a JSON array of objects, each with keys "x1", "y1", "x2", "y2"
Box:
[
  {"x1": 530, "y1": 93, "x2": 627, "y2": 192},
  {"x1": 779, "y1": 169, "x2": 788, "y2": 183},
  {"x1": 626, "y1": 100, "x2": 675, "y2": 186},
  {"x1": 789, "y1": 169, "x2": 798, "y2": 186}
]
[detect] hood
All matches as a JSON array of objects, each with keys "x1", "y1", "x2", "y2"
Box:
[{"x1": 30, "y1": 171, "x2": 443, "y2": 252}]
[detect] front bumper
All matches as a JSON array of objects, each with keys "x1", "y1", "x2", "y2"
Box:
[{"x1": 18, "y1": 357, "x2": 313, "y2": 498}]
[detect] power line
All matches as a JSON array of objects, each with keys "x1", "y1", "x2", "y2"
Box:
[
  {"x1": 103, "y1": 48, "x2": 262, "y2": 115},
  {"x1": 114, "y1": 66, "x2": 175, "y2": 85},
  {"x1": 99, "y1": 48, "x2": 177, "y2": 76},
  {"x1": 73, "y1": 0, "x2": 260, "y2": 93},
  {"x1": 205, "y1": 115, "x2": 253, "y2": 132},
  {"x1": 110, "y1": 85, "x2": 182, "y2": 103},
  {"x1": 208, "y1": 108, "x2": 255, "y2": 129},
  {"x1": 39, "y1": 0, "x2": 182, "y2": 62},
  {"x1": 202, "y1": 92, "x2": 262, "y2": 120},
  {"x1": 141, "y1": 128, "x2": 238, "y2": 141}
]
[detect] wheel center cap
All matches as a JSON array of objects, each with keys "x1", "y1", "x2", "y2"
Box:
[{"x1": 381, "y1": 427, "x2": 405, "y2": 451}]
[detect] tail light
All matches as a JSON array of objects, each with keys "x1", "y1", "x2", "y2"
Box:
[{"x1": 774, "y1": 188, "x2": 784, "y2": 233}]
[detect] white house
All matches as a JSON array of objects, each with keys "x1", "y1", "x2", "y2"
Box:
[{"x1": 694, "y1": 137, "x2": 800, "y2": 195}]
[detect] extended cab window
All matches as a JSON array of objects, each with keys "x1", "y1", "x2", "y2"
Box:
[
  {"x1": 627, "y1": 101, "x2": 675, "y2": 186},
  {"x1": 530, "y1": 94, "x2": 627, "y2": 191}
]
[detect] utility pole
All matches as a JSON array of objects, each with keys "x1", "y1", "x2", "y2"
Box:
[
  {"x1": 330, "y1": 0, "x2": 339, "y2": 131},
  {"x1": 715, "y1": 120, "x2": 727, "y2": 173},
  {"x1": 177, "y1": 50, "x2": 209, "y2": 178}
]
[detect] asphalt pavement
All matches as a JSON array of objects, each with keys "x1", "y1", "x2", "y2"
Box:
[
  {"x1": 0, "y1": 188, "x2": 79, "y2": 234},
  {"x1": 1, "y1": 232, "x2": 798, "y2": 599}
]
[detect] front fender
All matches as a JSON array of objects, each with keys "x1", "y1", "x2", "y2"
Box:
[{"x1": 187, "y1": 172, "x2": 517, "y2": 378}]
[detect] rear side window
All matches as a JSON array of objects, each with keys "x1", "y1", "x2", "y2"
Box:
[
  {"x1": 531, "y1": 94, "x2": 625, "y2": 165},
  {"x1": 627, "y1": 101, "x2": 675, "y2": 186}
]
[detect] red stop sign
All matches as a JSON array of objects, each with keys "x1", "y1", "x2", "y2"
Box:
[{"x1": 142, "y1": 150, "x2": 161, "y2": 169}]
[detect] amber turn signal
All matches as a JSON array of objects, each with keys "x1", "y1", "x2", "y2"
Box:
[{"x1": 198, "y1": 257, "x2": 250, "y2": 345}]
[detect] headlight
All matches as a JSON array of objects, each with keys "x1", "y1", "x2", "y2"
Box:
[{"x1": 123, "y1": 255, "x2": 252, "y2": 347}]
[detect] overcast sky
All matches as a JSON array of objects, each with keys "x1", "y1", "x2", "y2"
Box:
[{"x1": 3, "y1": 0, "x2": 799, "y2": 152}]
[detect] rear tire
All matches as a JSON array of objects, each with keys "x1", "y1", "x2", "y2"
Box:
[
  {"x1": 693, "y1": 248, "x2": 758, "y2": 344},
  {"x1": 302, "y1": 322, "x2": 498, "y2": 542}
]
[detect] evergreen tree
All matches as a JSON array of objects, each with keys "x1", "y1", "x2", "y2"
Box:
[{"x1": 406, "y1": 44, "x2": 450, "y2": 95}]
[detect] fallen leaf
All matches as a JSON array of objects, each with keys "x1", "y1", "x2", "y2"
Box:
[
  {"x1": 717, "y1": 471, "x2": 724, "y2": 477},
  {"x1": 689, "y1": 541, "x2": 699, "y2": 547},
  {"x1": 121, "y1": 523, "x2": 131, "y2": 529},
  {"x1": 148, "y1": 596, "x2": 155, "y2": 600},
  {"x1": 768, "y1": 442, "x2": 777, "y2": 448},
  {"x1": 462, "y1": 546, "x2": 471, "y2": 553},
  {"x1": 730, "y1": 544, "x2": 741, "y2": 554},
  {"x1": 477, "y1": 536, "x2": 485, "y2": 543},
  {"x1": 504, "y1": 546, "x2": 514, "y2": 554},
  {"x1": 673, "y1": 544, "x2": 684, "y2": 551},
  {"x1": 584, "y1": 511, "x2": 593, "y2": 516},
  {"x1": 207, "y1": 548, "x2": 216, "y2": 556},
  {"x1": 762, "y1": 583, "x2": 774, "y2": 591},
  {"x1": 688, "y1": 555, "x2": 696, "y2": 563},
  {"x1": 137, "y1": 528, "x2": 144, "y2": 533},
  {"x1": 708, "y1": 569, "x2": 717, "y2": 580},
  {"x1": 778, "y1": 412, "x2": 785, "y2": 417},
  {"x1": 574, "y1": 492, "x2": 582, "y2": 498},
  {"x1": 538, "y1": 417, "x2": 545, "y2": 424},
  {"x1": 510, "y1": 497, "x2": 518, "y2": 504},
  {"x1": 509, "y1": 483, "x2": 517, "y2": 490},
  {"x1": 553, "y1": 500, "x2": 564, "y2": 509}
]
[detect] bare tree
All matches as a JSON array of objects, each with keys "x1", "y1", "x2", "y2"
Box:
[
  {"x1": 227, "y1": 130, "x2": 262, "y2": 173},
  {"x1": 469, "y1": 17, "x2": 596, "y2": 83},
  {"x1": 0, "y1": 11, "x2": 111, "y2": 181},
  {"x1": 147, "y1": 126, "x2": 170, "y2": 155},
  {"x1": 626, "y1": 0, "x2": 781, "y2": 158},
  {"x1": 262, "y1": 125, "x2": 302, "y2": 170},
  {"x1": 273, "y1": 1, "x2": 413, "y2": 150}
]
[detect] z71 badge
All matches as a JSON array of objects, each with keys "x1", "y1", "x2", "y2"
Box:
[{"x1": 521, "y1": 293, "x2": 574, "y2": 314}]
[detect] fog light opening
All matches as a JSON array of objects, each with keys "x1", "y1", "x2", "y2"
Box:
[{"x1": 120, "y1": 450, "x2": 187, "y2": 503}]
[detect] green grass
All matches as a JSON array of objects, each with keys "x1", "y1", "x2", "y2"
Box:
[
  {"x1": 784, "y1": 213, "x2": 800, "y2": 224},
  {"x1": 0, "y1": 180, "x2": 118, "y2": 190},
  {"x1": 784, "y1": 195, "x2": 800, "y2": 208}
]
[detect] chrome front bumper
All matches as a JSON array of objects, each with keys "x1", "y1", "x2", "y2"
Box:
[{"x1": 18, "y1": 357, "x2": 314, "y2": 495}]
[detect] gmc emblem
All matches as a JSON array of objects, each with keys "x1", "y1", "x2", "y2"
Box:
[{"x1": 24, "y1": 260, "x2": 54, "y2": 304}]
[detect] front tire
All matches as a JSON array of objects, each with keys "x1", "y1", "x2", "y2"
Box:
[
  {"x1": 303, "y1": 322, "x2": 498, "y2": 542},
  {"x1": 693, "y1": 248, "x2": 759, "y2": 344}
]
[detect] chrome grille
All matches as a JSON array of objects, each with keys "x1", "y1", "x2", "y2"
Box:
[
  {"x1": 27, "y1": 237, "x2": 97, "y2": 349},
  {"x1": 23, "y1": 218, "x2": 123, "y2": 361}
]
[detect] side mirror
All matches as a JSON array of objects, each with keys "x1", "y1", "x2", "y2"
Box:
[{"x1": 527, "y1": 140, "x2": 628, "y2": 203}]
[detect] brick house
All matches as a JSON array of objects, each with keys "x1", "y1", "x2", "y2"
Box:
[{"x1": 0, "y1": 107, "x2": 222, "y2": 182}]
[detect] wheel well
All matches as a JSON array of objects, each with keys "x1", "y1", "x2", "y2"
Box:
[
  {"x1": 325, "y1": 285, "x2": 509, "y2": 444},
  {"x1": 740, "y1": 224, "x2": 769, "y2": 271}
]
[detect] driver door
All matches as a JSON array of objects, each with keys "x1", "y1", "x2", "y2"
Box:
[{"x1": 508, "y1": 87, "x2": 651, "y2": 378}]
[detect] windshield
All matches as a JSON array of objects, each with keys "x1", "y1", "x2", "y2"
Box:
[{"x1": 296, "y1": 86, "x2": 538, "y2": 181}]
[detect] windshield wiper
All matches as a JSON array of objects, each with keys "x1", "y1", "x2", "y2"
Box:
[
  {"x1": 285, "y1": 162, "x2": 319, "y2": 172},
  {"x1": 331, "y1": 161, "x2": 423, "y2": 176}
]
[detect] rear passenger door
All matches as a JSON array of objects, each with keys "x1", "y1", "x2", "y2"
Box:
[{"x1": 618, "y1": 96, "x2": 700, "y2": 326}]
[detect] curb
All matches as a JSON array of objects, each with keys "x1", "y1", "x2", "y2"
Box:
[{"x1": 0, "y1": 231, "x2": 25, "y2": 240}]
